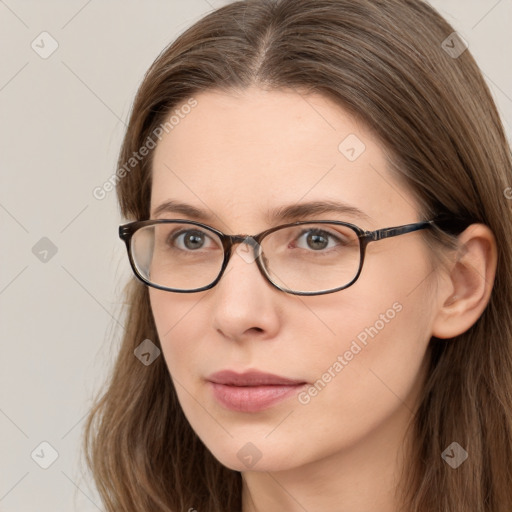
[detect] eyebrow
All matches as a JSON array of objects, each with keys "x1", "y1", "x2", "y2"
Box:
[{"x1": 151, "y1": 199, "x2": 374, "y2": 225}]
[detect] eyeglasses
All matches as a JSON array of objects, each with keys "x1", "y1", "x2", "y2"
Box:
[{"x1": 119, "y1": 217, "x2": 466, "y2": 296}]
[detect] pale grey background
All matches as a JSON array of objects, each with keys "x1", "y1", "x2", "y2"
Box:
[{"x1": 0, "y1": 1, "x2": 511, "y2": 510}]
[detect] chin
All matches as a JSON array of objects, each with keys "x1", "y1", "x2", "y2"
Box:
[{"x1": 203, "y1": 438, "x2": 303, "y2": 473}]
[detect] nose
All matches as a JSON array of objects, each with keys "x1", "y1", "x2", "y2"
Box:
[{"x1": 210, "y1": 240, "x2": 282, "y2": 342}]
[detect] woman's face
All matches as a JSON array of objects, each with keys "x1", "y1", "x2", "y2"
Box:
[{"x1": 149, "y1": 86, "x2": 440, "y2": 472}]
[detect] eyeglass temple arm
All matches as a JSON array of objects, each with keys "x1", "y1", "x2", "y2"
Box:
[
  {"x1": 367, "y1": 216, "x2": 471, "y2": 242},
  {"x1": 366, "y1": 220, "x2": 435, "y2": 242}
]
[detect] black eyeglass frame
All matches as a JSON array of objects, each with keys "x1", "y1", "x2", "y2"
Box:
[{"x1": 119, "y1": 217, "x2": 468, "y2": 296}]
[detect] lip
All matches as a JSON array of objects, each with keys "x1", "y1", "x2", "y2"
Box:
[
  {"x1": 208, "y1": 370, "x2": 306, "y2": 386},
  {"x1": 206, "y1": 370, "x2": 307, "y2": 412}
]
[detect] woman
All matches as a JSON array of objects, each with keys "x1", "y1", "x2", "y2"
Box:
[{"x1": 84, "y1": 0, "x2": 512, "y2": 510}]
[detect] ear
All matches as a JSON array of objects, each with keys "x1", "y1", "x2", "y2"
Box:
[{"x1": 431, "y1": 223, "x2": 497, "y2": 339}]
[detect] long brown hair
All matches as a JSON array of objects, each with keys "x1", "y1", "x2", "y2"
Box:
[{"x1": 83, "y1": 1, "x2": 512, "y2": 510}]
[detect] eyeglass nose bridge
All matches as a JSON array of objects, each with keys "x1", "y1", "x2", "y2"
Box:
[
  {"x1": 218, "y1": 234, "x2": 269, "y2": 283},
  {"x1": 224, "y1": 234, "x2": 263, "y2": 261},
  {"x1": 208, "y1": 232, "x2": 273, "y2": 292},
  {"x1": 227, "y1": 234, "x2": 260, "y2": 247}
]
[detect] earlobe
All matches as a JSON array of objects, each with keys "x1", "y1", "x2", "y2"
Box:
[{"x1": 431, "y1": 224, "x2": 497, "y2": 340}]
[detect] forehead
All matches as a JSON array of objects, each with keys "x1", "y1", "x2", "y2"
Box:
[{"x1": 150, "y1": 86, "x2": 417, "y2": 230}]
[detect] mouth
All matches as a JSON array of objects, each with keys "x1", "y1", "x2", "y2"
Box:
[{"x1": 206, "y1": 370, "x2": 308, "y2": 413}]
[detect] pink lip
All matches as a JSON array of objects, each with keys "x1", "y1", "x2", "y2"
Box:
[{"x1": 206, "y1": 370, "x2": 307, "y2": 412}]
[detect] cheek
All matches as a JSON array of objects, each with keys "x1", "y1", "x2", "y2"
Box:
[
  {"x1": 267, "y1": 297, "x2": 433, "y2": 471},
  {"x1": 148, "y1": 289, "x2": 208, "y2": 375},
  {"x1": 287, "y1": 245, "x2": 435, "y2": 440}
]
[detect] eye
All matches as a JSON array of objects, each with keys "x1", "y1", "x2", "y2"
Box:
[
  {"x1": 170, "y1": 229, "x2": 218, "y2": 251},
  {"x1": 294, "y1": 228, "x2": 346, "y2": 251}
]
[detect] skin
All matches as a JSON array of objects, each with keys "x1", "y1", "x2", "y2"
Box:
[{"x1": 148, "y1": 86, "x2": 497, "y2": 512}]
